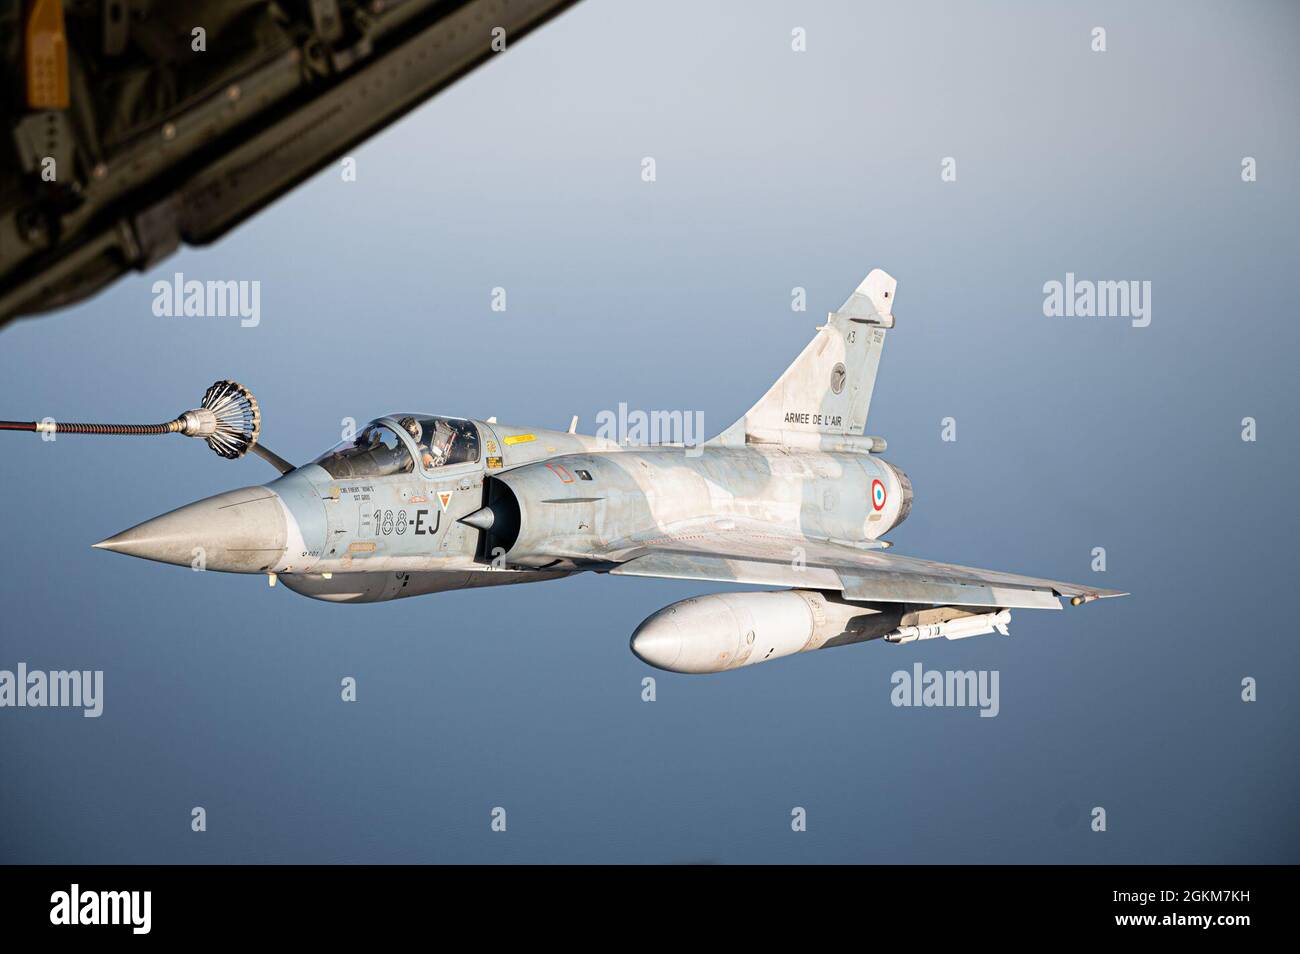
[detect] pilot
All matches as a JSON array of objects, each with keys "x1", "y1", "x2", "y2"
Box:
[
  {"x1": 399, "y1": 417, "x2": 422, "y2": 442},
  {"x1": 394, "y1": 416, "x2": 437, "y2": 469}
]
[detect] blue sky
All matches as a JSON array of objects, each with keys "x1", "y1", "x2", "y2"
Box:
[{"x1": 1, "y1": 0, "x2": 1296, "y2": 862}]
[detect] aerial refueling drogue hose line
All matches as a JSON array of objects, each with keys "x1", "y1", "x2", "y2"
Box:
[
  {"x1": 0, "y1": 381, "x2": 289, "y2": 468},
  {"x1": 0, "y1": 420, "x2": 176, "y2": 434}
]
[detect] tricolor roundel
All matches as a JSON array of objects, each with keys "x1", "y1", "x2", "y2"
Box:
[{"x1": 871, "y1": 478, "x2": 887, "y2": 511}]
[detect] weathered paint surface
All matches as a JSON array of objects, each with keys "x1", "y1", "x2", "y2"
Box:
[{"x1": 95, "y1": 269, "x2": 1125, "y2": 667}]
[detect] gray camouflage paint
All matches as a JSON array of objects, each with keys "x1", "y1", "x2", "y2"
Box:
[{"x1": 94, "y1": 271, "x2": 1123, "y2": 665}]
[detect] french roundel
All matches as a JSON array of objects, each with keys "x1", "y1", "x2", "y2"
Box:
[{"x1": 871, "y1": 478, "x2": 887, "y2": 511}]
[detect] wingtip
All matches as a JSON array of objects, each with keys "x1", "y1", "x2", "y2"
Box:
[{"x1": 1068, "y1": 590, "x2": 1129, "y2": 605}]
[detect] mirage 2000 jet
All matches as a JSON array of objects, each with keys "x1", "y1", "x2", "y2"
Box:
[{"x1": 4, "y1": 270, "x2": 1124, "y2": 673}]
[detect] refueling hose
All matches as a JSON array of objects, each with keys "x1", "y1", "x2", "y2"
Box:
[
  {"x1": 0, "y1": 380, "x2": 291, "y2": 470},
  {"x1": 0, "y1": 420, "x2": 178, "y2": 434}
]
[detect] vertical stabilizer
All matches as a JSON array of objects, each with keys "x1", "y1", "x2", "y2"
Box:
[{"x1": 711, "y1": 269, "x2": 896, "y2": 446}]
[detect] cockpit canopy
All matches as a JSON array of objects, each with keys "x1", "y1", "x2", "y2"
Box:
[
  {"x1": 313, "y1": 423, "x2": 412, "y2": 479},
  {"x1": 395, "y1": 415, "x2": 480, "y2": 471},
  {"x1": 313, "y1": 416, "x2": 480, "y2": 479}
]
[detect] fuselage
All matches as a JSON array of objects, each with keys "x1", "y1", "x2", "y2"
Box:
[
  {"x1": 97, "y1": 413, "x2": 912, "y2": 603},
  {"x1": 280, "y1": 414, "x2": 911, "y2": 602}
]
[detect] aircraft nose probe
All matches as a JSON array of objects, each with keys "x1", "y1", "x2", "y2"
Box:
[{"x1": 0, "y1": 379, "x2": 294, "y2": 473}]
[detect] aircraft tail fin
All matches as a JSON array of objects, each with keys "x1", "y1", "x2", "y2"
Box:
[{"x1": 710, "y1": 269, "x2": 896, "y2": 447}]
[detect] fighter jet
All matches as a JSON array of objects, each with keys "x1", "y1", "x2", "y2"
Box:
[{"x1": 18, "y1": 270, "x2": 1125, "y2": 673}]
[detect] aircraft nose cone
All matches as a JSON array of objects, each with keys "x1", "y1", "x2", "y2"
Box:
[
  {"x1": 630, "y1": 609, "x2": 684, "y2": 672},
  {"x1": 94, "y1": 486, "x2": 288, "y2": 573}
]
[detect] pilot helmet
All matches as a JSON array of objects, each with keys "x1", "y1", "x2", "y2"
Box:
[{"x1": 398, "y1": 416, "x2": 422, "y2": 442}]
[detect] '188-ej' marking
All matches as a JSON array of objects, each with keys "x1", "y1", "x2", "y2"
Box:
[{"x1": 361, "y1": 509, "x2": 440, "y2": 536}]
